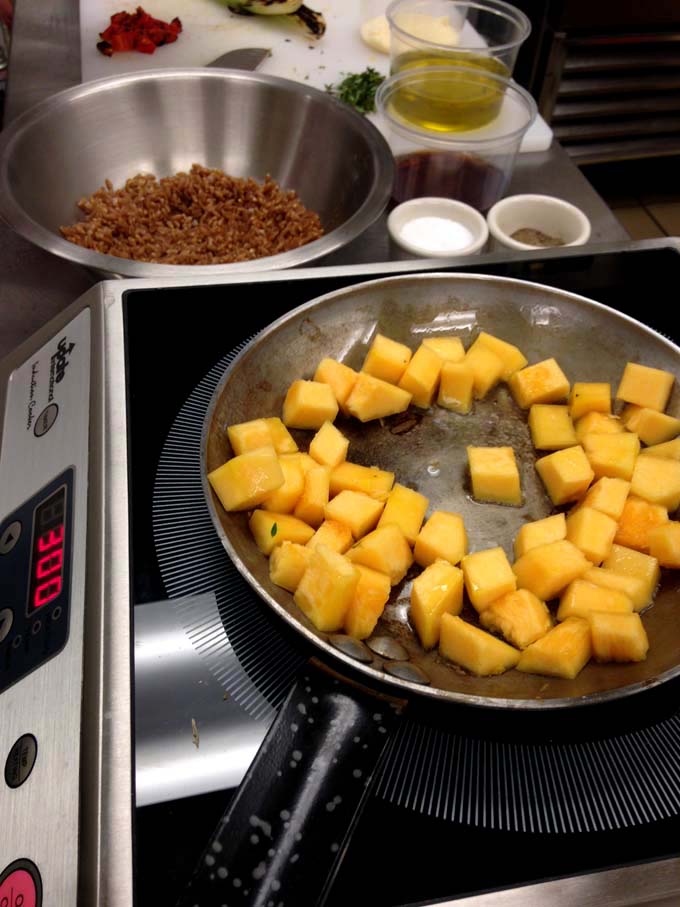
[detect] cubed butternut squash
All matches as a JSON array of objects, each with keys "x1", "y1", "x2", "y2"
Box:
[
  {"x1": 512, "y1": 539, "x2": 590, "y2": 601},
  {"x1": 622, "y1": 406, "x2": 680, "y2": 446},
  {"x1": 528, "y1": 404, "x2": 577, "y2": 451},
  {"x1": 377, "y1": 483, "x2": 429, "y2": 545},
  {"x1": 293, "y1": 465, "x2": 330, "y2": 528},
  {"x1": 346, "y1": 524, "x2": 413, "y2": 585},
  {"x1": 616, "y1": 362, "x2": 674, "y2": 412},
  {"x1": 516, "y1": 617, "x2": 591, "y2": 680},
  {"x1": 565, "y1": 506, "x2": 618, "y2": 564},
  {"x1": 614, "y1": 496, "x2": 669, "y2": 553},
  {"x1": 344, "y1": 564, "x2": 391, "y2": 640},
  {"x1": 422, "y1": 336, "x2": 465, "y2": 363},
  {"x1": 208, "y1": 446, "x2": 284, "y2": 512},
  {"x1": 330, "y1": 461, "x2": 395, "y2": 501},
  {"x1": 471, "y1": 331, "x2": 527, "y2": 380},
  {"x1": 410, "y1": 560, "x2": 464, "y2": 649},
  {"x1": 647, "y1": 522, "x2": 680, "y2": 568},
  {"x1": 249, "y1": 510, "x2": 315, "y2": 555},
  {"x1": 582, "y1": 566, "x2": 650, "y2": 613},
  {"x1": 513, "y1": 513, "x2": 566, "y2": 559},
  {"x1": 479, "y1": 588, "x2": 552, "y2": 650},
  {"x1": 294, "y1": 544, "x2": 359, "y2": 632},
  {"x1": 414, "y1": 511, "x2": 468, "y2": 567},
  {"x1": 227, "y1": 418, "x2": 275, "y2": 456},
  {"x1": 345, "y1": 372, "x2": 412, "y2": 422},
  {"x1": 439, "y1": 614, "x2": 520, "y2": 676},
  {"x1": 580, "y1": 477, "x2": 630, "y2": 521},
  {"x1": 557, "y1": 579, "x2": 633, "y2": 622},
  {"x1": 630, "y1": 455, "x2": 680, "y2": 511},
  {"x1": 269, "y1": 541, "x2": 313, "y2": 593},
  {"x1": 582, "y1": 431, "x2": 640, "y2": 481},
  {"x1": 588, "y1": 611, "x2": 649, "y2": 663},
  {"x1": 639, "y1": 438, "x2": 680, "y2": 460},
  {"x1": 324, "y1": 489, "x2": 384, "y2": 539},
  {"x1": 569, "y1": 383, "x2": 611, "y2": 421},
  {"x1": 309, "y1": 421, "x2": 349, "y2": 468},
  {"x1": 461, "y1": 546, "x2": 517, "y2": 612},
  {"x1": 467, "y1": 446, "x2": 522, "y2": 506},
  {"x1": 575, "y1": 412, "x2": 625, "y2": 443},
  {"x1": 398, "y1": 343, "x2": 442, "y2": 408},
  {"x1": 463, "y1": 343, "x2": 504, "y2": 399},
  {"x1": 313, "y1": 357, "x2": 358, "y2": 415},
  {"x1": 282, "y1": 380, "x2": 339, "y2": 430},
  {"x1": 263, "y1": 417, "x2": 299, "y2": 454},
  {"x1": 306, "y1": 519, "x2": 353, "y2": 554},
  {"x1": 535, "y1": 445, "x2": 594, "y2": 505},
  {"x1": 361, "y1": 333, "x2": 412, "y2": 384},
  {"x1": 509, "y1": 358, "x2": 570, "y2": 408},
  {"x1": 261, "y1": 457, "x2": 305, "y2": 514},
  {"x1": 437, "y1": 362, "x2": 474, "y2": 414},
  {"x1": 602, "y1": 544, "x2": 660, "y2": 608}
]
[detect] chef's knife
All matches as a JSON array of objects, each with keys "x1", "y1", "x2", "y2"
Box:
[{"x1": 206, "y1": 47, "x2": 271, "y2": 70}]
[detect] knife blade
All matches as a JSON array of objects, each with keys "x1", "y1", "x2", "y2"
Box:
[{"x1": 206, "y1": 47, "x2": 272, "y2": 71}]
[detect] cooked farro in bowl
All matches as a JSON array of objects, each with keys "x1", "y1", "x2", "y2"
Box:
[{"x1": 0, "y1": 69, "x2": 394, "y2": 277}]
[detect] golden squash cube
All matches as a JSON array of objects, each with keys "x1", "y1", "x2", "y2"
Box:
[
  {"x1": 463, "y1": 343, "x2": 504, "y2": 399},
  {"x1": 513, "y1": 513, "x2": 566, "y2": 559},
  {"x1": 648, "y1": 522, "x2": 680, "y2": 568},
  {"x1": 569, "y1": 382, "x2": 611, "y2": 421},
  {"x1": 516, "y1": 617, "x2": 591, "y2": 680},
  {"x1": 347, "y1": 524, "x2": 413, "y2": 586},
  {"x1": 582, "y1": 431, "x2": 640, "y2": 481},
  {"x1": 414, "y1": 511, "x2": 468, "y2": 567},
  {"x1": 557, "y1": 579, "x2": 633, "y2": 622},
  {"x1": 509, "y1": 358, "x2": 570, "y2": 409},
  {"x1": 565, "y1": 506, "x2": 618, "y2": 564},
  {"x1": 309, "y1": 421, "x2": 349, "y2": 468},
  {"x1": 422, "y1": 336, "x2": 465, "y2": 363},
  {"x1": 329, "y1": 461, "x2": 395, "y2": 501},
  {"x1": 614, "y1": 495, "x2": 669, "y2": 553},
  {"x1": 575, "y1": 411, "x2": 625, "y2": 443},
  {"x1": 344, "y1": 564, "x2": 391, "y2": 640},
  {"x1": 582, "y1": 566, "x2": 649, "y2": 613},
  {"x1": 467, "y1": 446, "x2": 522, "y2": 506},
  {"x1": 640, "y1": 438, "x2": 680, "y2": 460},
  {"x1": 208, "y1": 445, "x2": 284, "y2": 512},
  {"x1": 410, "y1": 560, "x2": 464, "y2": 649},
  {"x1": 263, "y1": 417, "x2": 299, "y2": 454},
  {"x1": 581, "y1": 477, "x2": 630, "y2": 521},
  {"x1": 621, "y1": 403, "x2": 680, "y2": 446},
  {"x1": 588, "y1": 611, "x2": 649, "y2": 663},
  {"x1": 269, "y1": 541, "x2": 313, "y2": 593},
  {"x1": 313, "y1": 357, "x2": 359, "y2": 416},
  {"x1": 630, "y1": 455, "x2": 680, "y2": 510},
  {"x1": 249, "y1": 510, "x2": 315, "y2": 555},
  {"x1": 479, "y1": 588, "x2": 552, "y2": 650},
  {"x1": 306, "y1": 519, "x2": 353, "y2": 554},
  {"x1": 261, "y1": 457, "x2": 305, "y2": 514},
  {"x1": 535, "y1": 445, "x2": 594, "y2": 505},
  {"x1": 361, "y1": 333, "x2": 412, "y2": 385},
  {"x1": 377, "y1": 483, "x2": 429, "y2": 545},
  {"x1": 293, "y1": 465, "x2": 330, "y2": 528},
  {"x1": 603, "y1": 544, "x2": 660, "y2": 608},
  {"x1": 528, "y1": 404, "x2": 577, "y2": 451},
  {"x1": 461, "y1": 546, "x2": 517, "y2": 612},
  {"x1": 279, "y1": 451, "x2": 317, "y2": 475},
  {"x1": 294, "y1": 544, "x2": 359, "y2": 632},
  {"x1": 616, "y1": 361, "x2": 674, "y2": 412},
  {"x1": 282, "y1": 379, "x2": 339, "y2": 430},
  {"x1": 324, "y1": 490, "x2": 384, "y2": 539},
  {"x1": 227, "y1": 418, "x2": 275, "y2": 456},
  {"x1": 439, "y1": 614, "x2": 520, "y2": 676},
  {"x1": 513, "y1": 539, "x2": 590, "y2": 601},
  {"x1": 472, "y1": 331, "x2": 528, "y2": 380},
  {"x1": 345, "y1": 372, "x2": 412, "y2": 422},
  {"x1": 398, "y1": 342, "x2": 442, "y2": 408},
  {"x1": 437, "y1": 362, "x2": 474, "y2": 414}
]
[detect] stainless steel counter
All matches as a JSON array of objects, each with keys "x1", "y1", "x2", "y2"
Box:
[{"x1": 0, "y1": 0, "x2": 631, "y2": 363}]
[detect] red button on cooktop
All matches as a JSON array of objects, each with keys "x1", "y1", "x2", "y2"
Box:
[{"x1": 0, "y1": 859, "x2": 42, "y2": 907}]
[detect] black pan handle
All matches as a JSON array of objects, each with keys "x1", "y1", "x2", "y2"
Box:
[{"x1": 178, "y1": 659, "x2": 405, "y2": 907}]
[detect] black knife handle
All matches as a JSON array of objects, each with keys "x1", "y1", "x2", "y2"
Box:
[{"x1": 178, "y1": 660, "x2": 405, "y2": 907}]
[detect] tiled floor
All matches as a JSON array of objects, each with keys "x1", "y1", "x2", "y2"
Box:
[{"x1": 581, "y1": 156, "x2": 680, "y2": 240}]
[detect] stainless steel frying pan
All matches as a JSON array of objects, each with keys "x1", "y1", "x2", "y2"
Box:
[
  {"x1": 203, "y1": 271, "x2": 680, "y2": 710},
  {"x1": 182, "y1": 272, "x2": 680, "y2": 907}
]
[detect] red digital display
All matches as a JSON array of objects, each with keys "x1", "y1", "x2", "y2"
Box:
[{"x1": 27, "y1": 487, "x2": 67, "y2": 615}]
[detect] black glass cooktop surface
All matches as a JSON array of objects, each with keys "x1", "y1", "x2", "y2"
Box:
[{"x1": 125, "y1": 243, "x2": 680, "y2": 907}]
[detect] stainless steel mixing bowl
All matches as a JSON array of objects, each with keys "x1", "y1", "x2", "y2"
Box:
[{"x1": 0, "y1": 68, "x2": 395, "y2": 276}]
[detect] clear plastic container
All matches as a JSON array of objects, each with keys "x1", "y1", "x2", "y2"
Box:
[
  {"x1": 387, "y1": 0, "x2": 531, "y2": 79},
  {"x1": 375, "y1": 65, "x2": 537, "y2": 213}
]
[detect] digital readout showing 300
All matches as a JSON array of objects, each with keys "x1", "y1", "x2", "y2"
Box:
[{"x1": 27, "y1": 486, "x2": 67, "y2": 615}]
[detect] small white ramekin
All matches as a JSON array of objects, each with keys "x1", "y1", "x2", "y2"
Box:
[
  {"x1": 387, "y1": 197, "x2": 489, "y2": 258},
  {"x1": 486, "y1": 194, "x2": 592, "y2": 251}
]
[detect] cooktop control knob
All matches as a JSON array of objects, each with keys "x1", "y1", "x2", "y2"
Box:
[{"x1": 0, "y1": 858, "x2": 42, "y2": 906}]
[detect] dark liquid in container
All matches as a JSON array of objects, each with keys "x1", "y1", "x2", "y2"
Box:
[{"x1": 393, "y1": 150, "x2": 506, "y2": 213}]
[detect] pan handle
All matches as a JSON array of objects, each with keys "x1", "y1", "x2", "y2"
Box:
[{"x1": 177, "y1": 659, "x2": 405, "y2": 907}]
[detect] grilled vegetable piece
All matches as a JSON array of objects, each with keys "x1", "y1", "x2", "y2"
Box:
[
  {"x1": 516, "y1": 617, "x2": 591, "y2": 680},
  {"x1": 410, "y1": 560, "x2": 464, "y2": 649},
  {"x1": 294, "y1": 544, "x2": 359, "y2": 632},
  {"x1": 439, "y1": 614, "x2": 520, "y2": 676},
  {"x1": 225, "y1": 0, "x2": 326, "y2": 38}
]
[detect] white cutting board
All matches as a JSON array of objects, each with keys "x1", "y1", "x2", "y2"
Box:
[{"x1": 79, "y1": 0, "x2": 553, "y2": 152}]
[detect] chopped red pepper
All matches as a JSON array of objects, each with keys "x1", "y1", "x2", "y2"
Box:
[{"x1": 97, "y1": 7, "x2": 182, "y2": 57}]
